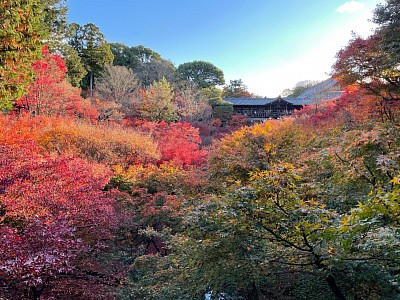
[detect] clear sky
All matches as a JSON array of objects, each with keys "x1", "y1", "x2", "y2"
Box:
[{"x1": 67, "y1": 0, "x2": 382, "y2": 97}]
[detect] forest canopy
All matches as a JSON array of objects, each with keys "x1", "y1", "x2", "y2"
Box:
[{"x1": 1, "y1": 0, "x2": 400, "y2": 299}]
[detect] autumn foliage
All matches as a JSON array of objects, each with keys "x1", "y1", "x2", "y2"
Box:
[
  {"x1": 2, "y1": 1, "x2": 400, "y2": 298},
  {"x1": 293, "y1": 85, "x2": 400, "y2": 130},
  {"x1": 15, "y1": 46, "x2": 98, "y2": 121},
  {"x1": 0, "y1": 139, "x2": 116, "y2": 297},
  {"x1": 138, "y1": 121, "x2": 208, "y2": 167}
]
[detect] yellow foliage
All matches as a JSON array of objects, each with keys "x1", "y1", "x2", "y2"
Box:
[
  {"x1": 38, "y1": 119, "x2": 160, "y2": 167},
  {"x1": 0, "y1": 115, "x2": 160, "y2": 168},
  {"x1": 210, "y1": 117, "x2": 312, "y2": 184}
]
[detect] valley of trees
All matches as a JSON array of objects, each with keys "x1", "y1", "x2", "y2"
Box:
[{"x1": 1, "y1": 0, "x2": 400, "y2": 299}]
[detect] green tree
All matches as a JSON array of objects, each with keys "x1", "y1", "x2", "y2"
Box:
[
  {"x1": 67, "y1": 22, "x2": 114, "y2": 95},
  {"x1": 373, "y1": 0, "x2": 400, "y2": 65},
  {"x1": 177, "y1": 61, "x2": 225, "y2": 88},
  {"x1": 336, "y1": 175, "x2": 400, "y2": 299},
  {"x1": 0, "y1": 0, "x2": 45, "y2": 110},
  {"x1": 211, "y1": 100, "x2": 233, "y2": 125},
  {"x1": 38, "y1": 0, "x2": 86, "y2": 87},
  {"x1": 0, "y1": 0, "x2": 69, "y2": 110},
  {"x1": 126, "y1": 164, "x2": 347, "y2": 299},
  {"x1": 342, "y1": 175, "x2": 400, "y2": 260},
  {"x1": 110, "y1": 43, "x2": 175, "y2": 86},
  {"x1": 200, "y1": 86, "x2": 223, "y2": 101},
  {"x1": 130, "y1": 45, "x2": 162, "y2": 64},
  {"x1": 177, "y1": 162, "x2": 400, "y2": 300},
  {"x1": 223, "y1": 79, "x2": 252, "y2": 98},
  {"x1": 200, "y1": 86, "x2": 233, "y2": 125},
  {"x1": 42, "y1": 0, "x2": 68, "y2": 51},
  {"x1": 110, "y1": 42, "x2": 141, "y2": 71},
  {"x1": 61, "y1": 44, "x2": 87, "y2": 87}
]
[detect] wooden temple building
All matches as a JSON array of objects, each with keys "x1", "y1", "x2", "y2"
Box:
[
  {"x1": 224, "y1": 97, "x2": 301, "y2": 120},
  {"x1": 224, "y1": 78, "x2": 343, "y2": 120}
]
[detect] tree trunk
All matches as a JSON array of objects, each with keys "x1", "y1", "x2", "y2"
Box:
[
  {"x1": 90, "y1": 71, "x2": 94, "y2": 98},
  {"x1": 325, "y1": 274, "x2": 346, "y2": 300},
  {"x1": 248, "y1": 283, "x2": 259, "y2": 300},
  {"x1": 314, "y1": 255, "x2": 346, "y2": 300},
  {"x1": 30, "y1": 286, "x2": 42, "y2": 300}
]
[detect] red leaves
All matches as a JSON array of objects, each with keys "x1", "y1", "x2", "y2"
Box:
[
  {"x1": 129, "y1": 187, "x2": 181, "y2": 223},
  {"x1": 0, "y1": 220, "x2": 81, "y2": 285},
  {"x1": 0, "y1": 83, "x2": 208, "y2": 296},
  {"x1": 0, "y1": 140, "x2": 116, "y2": 287},
  {"x1": 333, "y1": 34, "x2": 383, "y2": 87},
  {"x1": 15, "y1": 46, "x2": 98, "y2": 121},
  {"x1": 294, "y1": 85, "x2": 390, "y2": 129},
  {"x1": 332, "y1": 32, "x2": 400, "y2": 106},
  {"x1": 139, "y1": 121, "x2": 208, "y2": 167},
  {"x1": 1, "y1": 141, "x2": 116, "y2": 234}
]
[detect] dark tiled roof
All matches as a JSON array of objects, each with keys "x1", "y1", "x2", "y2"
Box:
[
  {"x1": 225, "y1": 98, "x2": 276, "y2": 106},
  {"x1": 296, "y1": 78, "x2": 339, "y2": 99},
  {"x1": 283, "y1": 98, "x2": 312, "y2": 106},
  {"x1": 225, "y1": 78, "x2": 343, "y2": 107},
  {"x1": 226, "y1": 97, "x2": 311, "y2": 106},
  {"x1": 291, "y1": 91, "x2": 343, "y2": 105},
  {"x1": 321, "y1": 91, "x2": 343, "y2": 99}
]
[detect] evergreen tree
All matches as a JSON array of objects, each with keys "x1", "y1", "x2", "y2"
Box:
[
  {"x1": 67, "y1": 23, "x2": 114, "y2": 95},
  {"x1": 0, "y1": 0, "x2": 68, "y2": 110},
  {"x1": 0, "y1": 0, "x2": 45, "y2": 110}
]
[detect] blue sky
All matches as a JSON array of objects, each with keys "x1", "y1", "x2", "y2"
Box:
[{"x1": 67, "y1": 0, "x2": 382, "y2": 96}]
